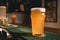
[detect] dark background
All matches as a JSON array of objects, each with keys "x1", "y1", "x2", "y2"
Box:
[{"x1": 0, "y1": 0, "x2": 42, "y2": 25}]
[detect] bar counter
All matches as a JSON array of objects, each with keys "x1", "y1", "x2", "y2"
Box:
[{"x1": 5, "y1": 26, "x2": 60, "y2": 40}]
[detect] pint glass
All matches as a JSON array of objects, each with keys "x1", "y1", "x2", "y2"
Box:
[{"x1": 31, "y1": 8, "x2": 46, "y2": 36}]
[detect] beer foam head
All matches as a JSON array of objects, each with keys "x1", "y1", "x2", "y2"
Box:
[{"x1": 31, "y1": 8, "x2": 46, "y2": 12}]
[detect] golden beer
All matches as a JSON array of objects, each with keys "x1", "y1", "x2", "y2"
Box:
[{"x1": 31, "y1": 8, "x2": 46, "y2": 37}]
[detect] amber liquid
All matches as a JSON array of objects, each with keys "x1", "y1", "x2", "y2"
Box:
[
  {"x1": 11, "y1": 15, "x2": 16, "y2": 24},
  {"x1": 31, "y1": 9, "x2": 45, "y2": 36}
]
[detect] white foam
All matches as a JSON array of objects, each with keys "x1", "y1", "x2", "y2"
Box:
[{"x1": 31, "y1": 8, "x2": 46, "y2": 12}]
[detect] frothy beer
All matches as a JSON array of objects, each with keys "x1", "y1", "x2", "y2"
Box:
[{"x1": 31, "y1": 8, "x2": 46, "y2": 37}]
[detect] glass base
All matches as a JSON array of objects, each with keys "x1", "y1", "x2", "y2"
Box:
[{"x1": 32, "y1": 34, "x2": 45, "y2": 37}]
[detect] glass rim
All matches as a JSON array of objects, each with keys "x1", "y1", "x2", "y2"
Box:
[
  {"x1": 0, "y1": 6, "x2": 6, "y2": 8},
  {"x1": 31, "y1": 7, "x2": 46, "y2": 12}
]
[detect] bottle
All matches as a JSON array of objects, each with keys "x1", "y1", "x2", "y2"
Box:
[{"x1": 11, "y1": 13, "x2": 16, "y2": 24}]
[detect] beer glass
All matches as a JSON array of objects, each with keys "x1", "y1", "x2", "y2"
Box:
[{"x1": 31, "y1": 8, "x2": 46, "y2": 37}]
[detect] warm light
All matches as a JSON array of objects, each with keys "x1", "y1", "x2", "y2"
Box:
[
  {"x1": 0, "y1": 28, "x2": 2, "y2": 31},
  {"x1": 42, "y1": 13, "x2": 45, "y2": 16}
]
